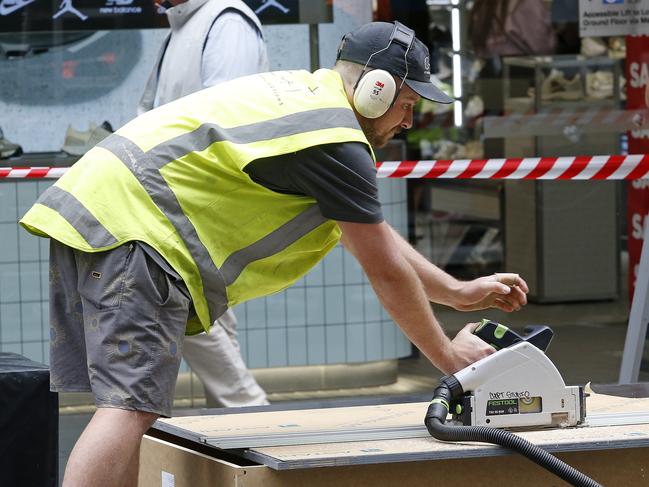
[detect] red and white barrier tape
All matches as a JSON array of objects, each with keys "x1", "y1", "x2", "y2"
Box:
[
  {"x1": 0, "y1": 167, "x2": 69, "y2": 179},
  {"x1": 2, "y1": 154, "x2": 649, "y2": 180},
  {"x1": 376, "y1": 154, "x2": 649, "y2": 180}
]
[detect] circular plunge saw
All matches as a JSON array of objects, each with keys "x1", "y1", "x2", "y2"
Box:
[{"x1": 425, "y1": 320, "x2": 599, "y2": 487}]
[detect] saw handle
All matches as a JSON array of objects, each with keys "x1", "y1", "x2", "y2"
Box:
[{"x1": 473, "y1": 319, "x2": 554, "y2": 352}]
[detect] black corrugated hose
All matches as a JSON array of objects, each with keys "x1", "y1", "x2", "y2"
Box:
[{"x1": 424, "y1": 381, "x2": 603, "y2": 487}]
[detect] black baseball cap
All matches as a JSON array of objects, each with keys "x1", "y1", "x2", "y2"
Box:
[{"x1": 336, "y1": 21, "x2": 453, "y2": 104}]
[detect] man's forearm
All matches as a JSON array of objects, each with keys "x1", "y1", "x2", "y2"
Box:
[
  {"x1": 389, "y1": 226, "x2": 462, "y2": 307},
  {"x1": 363, "y1": 250, "x2": 458, "y2": 374}
]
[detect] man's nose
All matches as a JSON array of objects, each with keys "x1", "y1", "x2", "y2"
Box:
[{"x1": 401, "y1": 109, "x2": 413, "y2": 129}]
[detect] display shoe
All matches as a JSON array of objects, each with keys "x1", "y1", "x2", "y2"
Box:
[
  {"x1": 431, "y1": 139, "x2": 471, "y2": 160},
  {"x1": 0, "y1": 126, "x2": 23, "y2": 159},
  {"x1": 581, "y1": 37, "x2": 607, "y2": 58},
  {"x1": 536, "y1": 69, "x2": 582, "y2": 101},
  {"x1": 464, "y1": 95, "x2": 484, "y2": 119},
  {"x1": 608, "y1": 37, "x2": 626, "y2": 60},
  {"x1": 62, "y1": 121, "x2": 113, "y2": 156},
  {"x1": 586, "y1": 71, "x2": 614, "y2": 99},
  {"x1": 431, "y1": 139, "x2": 462, "y2": 160}
]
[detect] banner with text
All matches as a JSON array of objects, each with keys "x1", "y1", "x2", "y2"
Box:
[
  {"x1": 626, "y1": 35, "x2": 649, "y2": 302},
  {"x1": 580, "y1": 0, "x2": 649, "y2": 37},
  {"x1": 0, "y1": 0, "x2": 330, "y2": 31}
]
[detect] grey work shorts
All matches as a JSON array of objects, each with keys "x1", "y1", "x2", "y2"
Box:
[{"x1": 49, "y1": 240, "x2": 191, "y2": 417}]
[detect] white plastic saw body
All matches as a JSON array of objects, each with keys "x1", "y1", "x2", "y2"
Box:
[
  {"x1": 451, "y1": 337, "x2": 586, "y2": 429},
  {"x1": 424, "y1": 322, "x2": 598, "y2": 487}
]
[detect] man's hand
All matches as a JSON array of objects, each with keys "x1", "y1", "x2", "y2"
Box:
[
  {"x1": 453, "y1": 273, "x2": 529, "y2": 312},
  {"x1": 446, "y1": 322, "x2": 496, "y2": 374},
  {"x1": 386, "y1": 227, "x2": 528, "y2": 312}
]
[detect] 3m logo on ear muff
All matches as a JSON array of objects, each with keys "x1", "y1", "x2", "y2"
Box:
[{"x1": 372, "y1": 80, "x2": 385, "y2": 96}]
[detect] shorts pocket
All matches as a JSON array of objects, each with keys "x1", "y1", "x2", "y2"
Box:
[
  {"x1": 76, "y1": 244, "x2": 134, "y2": 310},
  {"x1": 145, "y1": 254, "x2": 172, "y2": 307}
]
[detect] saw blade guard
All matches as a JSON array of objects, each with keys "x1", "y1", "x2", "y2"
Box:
[{"x1": 454, "y1": 341, "x2": 583, "y2": 428}]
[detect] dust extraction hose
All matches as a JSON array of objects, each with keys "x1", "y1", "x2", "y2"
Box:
[{"x1": 424, "y1": 381, "x2": 602, "y2": 487}]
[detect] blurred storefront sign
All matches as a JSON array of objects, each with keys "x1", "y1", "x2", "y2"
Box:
[
  {"x1": 0, "y1": 0, "x2": 165, "y2": 30},
  {"x1": 0, "y1": 0, "x2": 331, "y2": 32},
  {"x1": 580, "y1": 0, "x2": 649, "y2": 37}
]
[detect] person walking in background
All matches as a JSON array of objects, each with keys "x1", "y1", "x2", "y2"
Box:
[
  {"x1": 469, "y1": 0, "x2": 555, "y2": 83},
  {"x1": 469, "y1": 0, "x2": 555, "y2": 156},
  {"x1": 140, "y1": 0, "x2": 269, "y2": 408},
  {"x1": 469, "y1": 0, "x2": 555, "y2": 63}
]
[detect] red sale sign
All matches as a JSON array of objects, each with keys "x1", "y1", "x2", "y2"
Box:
[{"x1": 626, "y1": 36, "x2": 649, "y2": 302}]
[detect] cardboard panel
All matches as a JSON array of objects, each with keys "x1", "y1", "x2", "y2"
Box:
[{"x1": 139, "y1": 436, "x2": 649, "y2": 487}]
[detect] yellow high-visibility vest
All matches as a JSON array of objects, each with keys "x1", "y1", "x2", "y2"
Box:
[{"x1": 21, "y1": 69, "x2": 374, "y2": 335}]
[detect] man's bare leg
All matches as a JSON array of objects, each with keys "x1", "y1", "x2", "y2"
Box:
[
  {"x1": 122, "y1": 427, "x2": 149, "y2": 487},
  {"x1": 62, "y1": 407, "x2": 159, "y2": 487}
]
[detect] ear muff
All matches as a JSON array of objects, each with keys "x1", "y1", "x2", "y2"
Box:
[{"x1": 353, "y1": 69, "x2": 397, "y2": 119}]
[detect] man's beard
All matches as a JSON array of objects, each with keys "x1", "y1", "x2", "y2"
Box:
[{"x1": 358, "y1": 117, "x2": 389, "y2": 148}]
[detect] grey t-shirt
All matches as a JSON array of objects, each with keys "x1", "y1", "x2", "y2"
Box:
[{"x1": 244, "y1": 142, "x2": 384, "y2": 224}]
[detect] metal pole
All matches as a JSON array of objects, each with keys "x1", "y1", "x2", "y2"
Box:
[
  {"x1": 309, "y1": 23, "x2": 319, "y2": 72},
  {"x1": 619, "y1": 220, "x2": 649, "y2": 383}
]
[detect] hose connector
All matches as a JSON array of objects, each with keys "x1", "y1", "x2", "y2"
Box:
[{"x1": 424, "y1": 375, "x2": 464, "y2": 434}]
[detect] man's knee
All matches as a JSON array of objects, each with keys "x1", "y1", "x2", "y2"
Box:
[
  {"x1": 130, "y1": 409, "x2": 160, "y2": 430},
  {"x1": 94, "y1": 407, "x2": 160, "y2": 435}
]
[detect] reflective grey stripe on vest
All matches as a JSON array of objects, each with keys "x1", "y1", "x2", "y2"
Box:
[
  {"x1": 147, "y1": 107, "x2": 360, "y2": 167},
  {"x1": 220, "y1": 205, "x2": 327, "y2": 286},
  {"x1": 37, "y1": 186, "x2": 118, "y2": 248},
  {"x1": 98, "y1": 134, "x2": 228, "y2": 322}
]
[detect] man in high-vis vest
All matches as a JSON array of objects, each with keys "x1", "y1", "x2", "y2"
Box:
[{"x1": 21, "y1": 21, "x2": 529, "y2": 487}]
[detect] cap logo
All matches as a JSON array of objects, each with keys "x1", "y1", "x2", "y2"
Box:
[{"x1": 424, "y1": 56, "x2": 430, "y2": 75}]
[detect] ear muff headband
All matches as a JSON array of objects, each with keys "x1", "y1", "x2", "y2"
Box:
[{"x1": 352, "y1": 22, "x2": 415, "y2": 119}]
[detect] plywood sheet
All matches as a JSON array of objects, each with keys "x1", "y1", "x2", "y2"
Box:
[
  {"x1": 586, "y1": 389, "x2": 649, "y2": 413},
  {"x1": 159, "y1": 401, "x2": 426, "y2": 440},
  {"x1": 155, "y1": 391, "x2": 649, "y2": 470},
  {"x1": 247, "y1": 422, "x2": 649, "y2": 469},
  {"x1": 158, "y1": 391, "x2": 649, "y2": 438}
]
